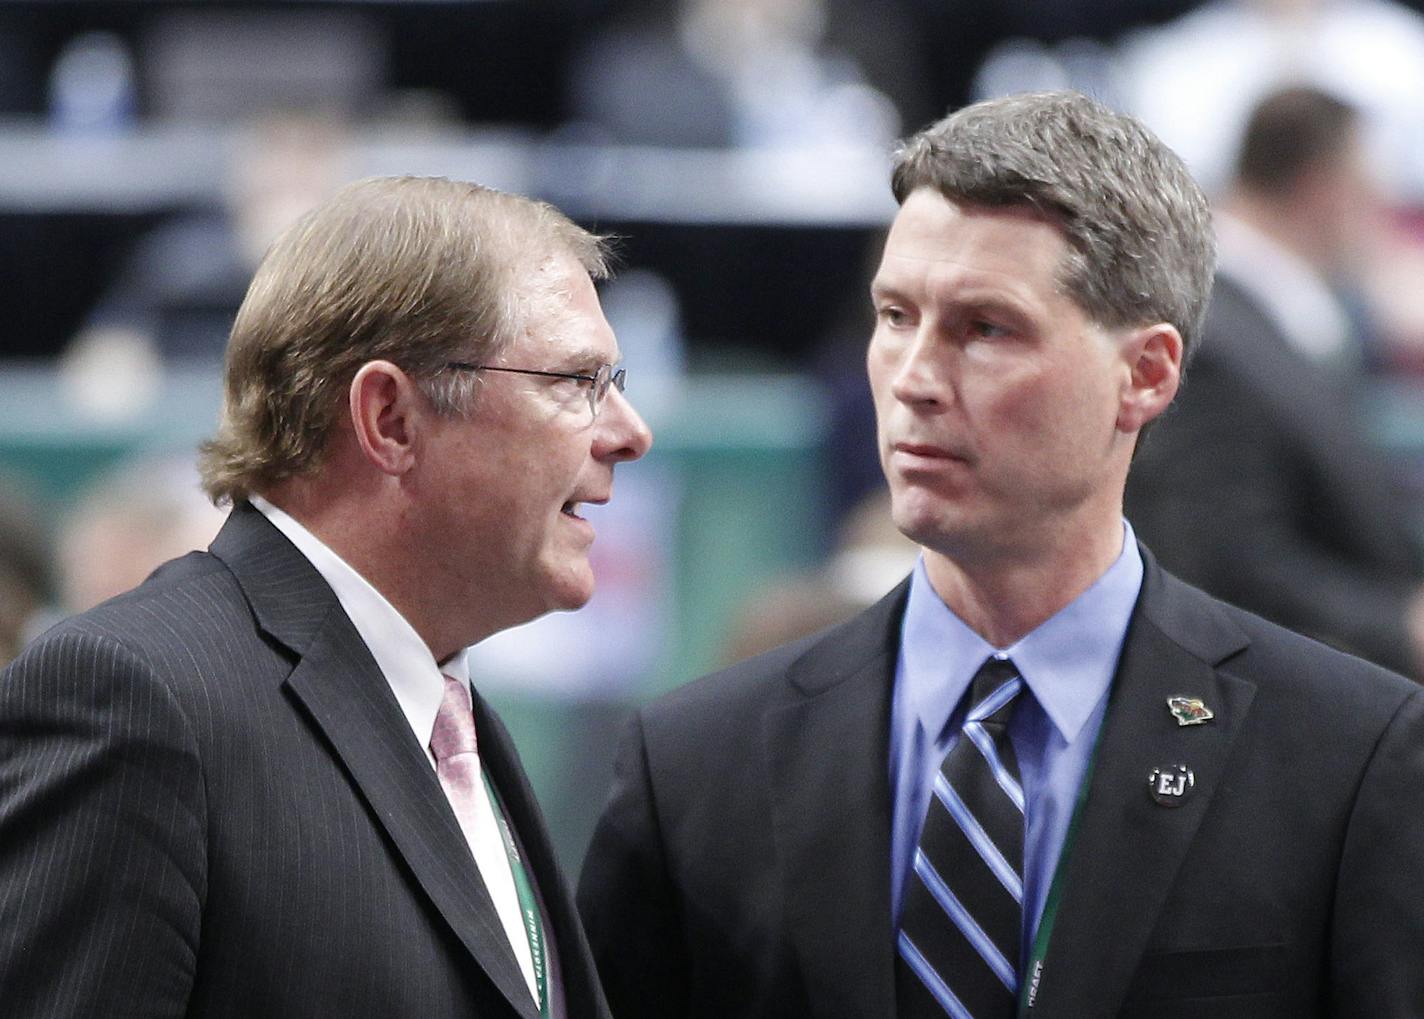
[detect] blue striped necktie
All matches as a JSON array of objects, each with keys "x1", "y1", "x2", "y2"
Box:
[{"x1": 896, "y1": 656, "x2": 1025, "y2": 1018}]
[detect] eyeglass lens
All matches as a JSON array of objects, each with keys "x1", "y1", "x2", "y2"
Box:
[{"x1": 590, "y1": 365, "x2": 627, "y2": 415}]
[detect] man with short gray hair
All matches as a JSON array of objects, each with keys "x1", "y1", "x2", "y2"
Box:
[
  {"x1": 578, "y1": 92, "x2": 1424, "y2": 1017},
  {"x1": 0, "y1": 176, "x2": 651, "y2": 1018}
]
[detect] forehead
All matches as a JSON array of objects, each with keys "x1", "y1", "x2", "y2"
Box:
[
  {"x1": 873, "y1": 188, "x2": 1070, "y2": 303},
  {"x1": 506, "y1": 253, "x2": 619, "y2": 364}
]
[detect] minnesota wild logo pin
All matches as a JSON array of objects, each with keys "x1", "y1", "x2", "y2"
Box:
[{"x1": 1167, "y1": 696, "x2": 1214, "y2": 727}]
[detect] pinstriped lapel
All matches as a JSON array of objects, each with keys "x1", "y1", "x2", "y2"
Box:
[
  {"x1": 1029, "y1": 554, "x2": 1256, "y2": 1018},
  {"x1": 209, "y1": 502, "x2": 333, "y2": 654},
  {"x1": 764, "y1": 580, "x2": 908, "y2": 1019},
  {"x1": 210, "y1": 504, "x2": 540, "y2": 1019}
]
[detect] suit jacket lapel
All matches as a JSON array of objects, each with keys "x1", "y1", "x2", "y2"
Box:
[
  {"x1": 764, "y1": 581, "x2": 908, "y2": 1019},
  {"x1": 211, "y1": 504, "x2": 540, "y2": 1019},
  {"x1": 1032, "y1": 554, "x2": 1257, "y2": 1017}
]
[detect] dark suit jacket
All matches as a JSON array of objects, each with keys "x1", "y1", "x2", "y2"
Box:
[
  {"x1": 578, "y1": 552, "x2": 1424, "y2": 1017},
  {"x1": 0, "y1": 503, "x2": 609, "y2": 1018},
  {"x1": 1125, "y1": 273, "x2": 1424, "y2": 675}
]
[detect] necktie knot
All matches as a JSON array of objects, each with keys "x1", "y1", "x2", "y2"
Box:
[
  {"x1": 966, "y1": 656, "x2": 1022, "y2": 735},
  {"x1": 430, "y1": 673, "x2": 479, "y2": 763}
]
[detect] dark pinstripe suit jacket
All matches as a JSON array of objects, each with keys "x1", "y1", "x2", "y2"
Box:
[{"x1": 0, "y1": 503, "x2": 610, "y2": 1018}]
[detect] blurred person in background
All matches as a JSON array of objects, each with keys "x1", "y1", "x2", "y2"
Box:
[
  {"x1": 0, "y1": 176, "x2": 651, "y2": 1018},
  {"x1": 578, "y1": 91, "x2": 1424, "y2": 1017},
  {"x1": 66, "y1": 112, "x2": 345, "y2": 364},
  {"x1": 1127, "y1": 85, "x2": 1424, "y2": 678},
  {"x1": 1117, "y1": 0, "x2": 1424, "y2": 198},
  {"x1": 56, "y1": 453, "x2": 225, "y2": 614},
  {"x1": 721, "y1": 491, "x2": 917, "y2": 664},
  {"x1": 565, "y1": 0, "x2": 902, "y2": 151}
]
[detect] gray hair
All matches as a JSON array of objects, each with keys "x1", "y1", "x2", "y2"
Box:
[{"x1": 891, "y1": 91, "x2": 1215, "y2": 365}]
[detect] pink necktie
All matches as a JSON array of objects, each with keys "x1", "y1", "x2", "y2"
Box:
[
  {"x1": 430, "y1": 673, "x2": 485, "y2": 840},
  {"x1": 428, "y1": 675, "x2": 554, "y2": 1015}
]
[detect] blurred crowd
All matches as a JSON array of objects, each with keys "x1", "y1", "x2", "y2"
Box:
[{"x1": 7, "y1": 0, "x2": 1424, "y2": 694}]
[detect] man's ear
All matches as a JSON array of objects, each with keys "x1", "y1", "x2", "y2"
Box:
[
  {"x1": 349, "y1": 360, "x2": 423, "y2": 476},
  {"x1": 1117, "y1": 323, "x2": 1183, "y2": 434}
]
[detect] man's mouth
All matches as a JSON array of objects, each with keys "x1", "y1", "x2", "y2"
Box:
[
  {"x1": 894, "y1": 441, "x2": 959, "y2": 460},
  {"x1": 561, "y1": 495, "x2": 609, "y2": 520}
]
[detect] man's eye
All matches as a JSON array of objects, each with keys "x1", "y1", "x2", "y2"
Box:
[
  {"x1": 878, "y1": 306, "x2": 910, "y2": 327},
  {"x1": 970, "y1": 320, "x2": 1010, "y2": 338}
]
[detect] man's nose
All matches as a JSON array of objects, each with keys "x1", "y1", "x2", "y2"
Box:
[
  {"x1": 597, "y1": 386, "x2": 653, "y2": 462},
  {"x1": 889, "y1": 331, "x2": 950, "y2": 408}
]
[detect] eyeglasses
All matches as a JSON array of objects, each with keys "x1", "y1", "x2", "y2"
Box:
[{"x1": 445, "y1": 361, "x2": 627, "y2": 418}]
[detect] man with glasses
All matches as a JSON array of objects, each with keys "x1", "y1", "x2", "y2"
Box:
[
  {"x1": 578, "y1": 92, "x2": 1424, "y2": 1017},
  {"x1": 0, "y1": 176, "x2": 650, "y2": 1018}
]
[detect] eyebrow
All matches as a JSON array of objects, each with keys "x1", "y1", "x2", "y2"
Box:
[
  {"x1": 868, "y1": 280, "x2": 905, "y2": 301},
  {"x1": 867, "y1": 281, "x2": 1039, "y2": 329},
  {"x1": 551, "y1": 347, "x2": 620, "y2": 370}
]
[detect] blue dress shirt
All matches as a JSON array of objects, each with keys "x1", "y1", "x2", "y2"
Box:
[{"x1": 888, "y1": 522, "x2": 1144, "y2": 966}]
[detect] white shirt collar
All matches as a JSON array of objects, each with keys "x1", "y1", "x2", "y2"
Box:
[{"x1": 250, "y1": 495, "x2": 463, "y2": 766}]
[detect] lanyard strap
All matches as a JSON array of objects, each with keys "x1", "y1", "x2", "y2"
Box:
[
  {"x1": 482, "y1": 771, "x2": 551, "y2": 1019},
  {"x1": 1018, "y1": 713, "x2": 1107, "y2": 1016}
]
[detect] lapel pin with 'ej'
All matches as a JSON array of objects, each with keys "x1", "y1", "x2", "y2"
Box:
[
  {"x1": 1148, "y1": 764, "x2": 1195, "y2": 806},
  {"x1": 1167, "y1": 695, "x2": 1214, "y2": 727}
]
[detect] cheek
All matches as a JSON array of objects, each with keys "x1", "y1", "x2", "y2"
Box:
[
  {"x1": 865, "y1": 344, "x2": 891, "y2": 396},
  {"x1": 1034, "y1": 373, "x2": 1122, "y2": 456},
  {"x1": 532, "y1": 445, "x2": 593, "y2": 514},
  {"x1": 966, "y1": 360, "x2": 1038, "y2": 417},
  {"x1": 866, "y1": 346, "x2": 903, "y2": 418},
  {"x1": 975, "y1": 371, "x2": 1088, "y2": 457}
]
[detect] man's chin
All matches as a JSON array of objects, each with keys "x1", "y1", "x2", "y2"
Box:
[
  {"x1": 549, "y1": 590, "x2": 594, "y2": 614},
  {"x1": 541, "y1": 564, "x2": 595, "y2": 614},
  {"x1": 893, "y1": 509, "x2": 1010, "y2": 568},
  {"x1": 890, "y1": 503, "x2": 961, "y2": 550}
]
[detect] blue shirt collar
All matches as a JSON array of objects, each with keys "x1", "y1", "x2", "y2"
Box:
[{"x1": 899, "y1": 521, "x2": 1144, "y2": 746}]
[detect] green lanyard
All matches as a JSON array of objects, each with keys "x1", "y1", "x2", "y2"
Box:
[
  {"x1": 481, "y1": 771, "x2": 551, "y2": 1019},
  {"x1": 1017, "y1": 714, "x2": 1106, "y2": 1016}
]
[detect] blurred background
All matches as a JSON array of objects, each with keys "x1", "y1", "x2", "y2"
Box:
[{"x1": 4, "y1": 0, "x2": 1424, "y2": 872}]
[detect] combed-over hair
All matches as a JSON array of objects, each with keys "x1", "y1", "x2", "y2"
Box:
[{"x1": 199, "y1": 176, "x2": 608, "y2": 505}]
